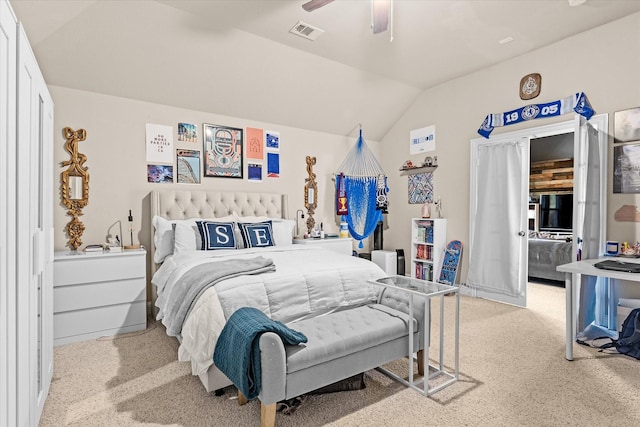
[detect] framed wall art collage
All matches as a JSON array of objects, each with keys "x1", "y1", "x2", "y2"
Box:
[{"x1": 145, "y1": 121, "x2": 280, "y2": 184}]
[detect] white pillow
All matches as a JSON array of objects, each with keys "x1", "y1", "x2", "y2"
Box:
[
  {"x1": 152, "y1": 216, "x2": 175, "y2": 263},
  {"x1": 174, "y1": 215, "x2": 235, "y2": 253},
  {"x1": 233, "y1": 213, "x2": 294, "y2": 246},
  {"x1": 273, "y1": 219, "x2": 295, "y2": 246}
]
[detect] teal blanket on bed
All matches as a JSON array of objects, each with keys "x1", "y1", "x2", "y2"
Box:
[{"x1": 213, "y1": 307, "x2": 307, "y2": 400}]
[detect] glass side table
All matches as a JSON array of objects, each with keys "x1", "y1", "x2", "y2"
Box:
[{"x1": 369, "y1": 275, "x2": 459, "y2": 396}]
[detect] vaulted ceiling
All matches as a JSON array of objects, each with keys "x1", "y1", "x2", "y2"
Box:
[{"x1": 11, "y1": 0, "x2": 640, "y2": 141}]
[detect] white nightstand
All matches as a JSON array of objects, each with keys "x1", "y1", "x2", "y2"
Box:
[
  {"x1": 53, "y1": 249, "x2": 147, "y2": 346},
  {"x1": 292, "y1": 238, "x2": 353, "y2": 256}
]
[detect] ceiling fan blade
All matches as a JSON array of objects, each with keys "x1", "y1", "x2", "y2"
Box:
[
  {"x1": 372, "y1": 0, "x2": 391, "y2": 34},
  {"x1": 302, "y1": 0, "x2": 335, "y2": 12}
]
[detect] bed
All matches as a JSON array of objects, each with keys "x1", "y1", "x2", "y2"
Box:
[
  {"x1": 528, "y1": 237, "x2": 573, "y2": 282},
  {"x1": 149, "y1": 189, "x2": 387, "y2": 393}
]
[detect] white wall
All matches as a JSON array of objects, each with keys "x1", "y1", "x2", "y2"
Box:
[
  {"x1": 379, "y1": 12, "x2": 640, "y2": 282},
  {"x1": 50, "y1": 86, "x2": 380, "y2": 275}
]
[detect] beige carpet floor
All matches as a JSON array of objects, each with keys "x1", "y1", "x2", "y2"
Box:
[{"x1": 40, "y1": 282, "x2": 640, "y2": 426}]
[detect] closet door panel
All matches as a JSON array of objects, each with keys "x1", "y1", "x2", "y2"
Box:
[
  {"x1": 0, "y1": 3, "x2": 17, "y2": 427},
  {"x1": 16, "y1": 21, "x2": 53, "y2": 426}
]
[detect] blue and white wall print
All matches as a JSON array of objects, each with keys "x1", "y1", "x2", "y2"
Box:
[
  {"x1": 408, "y1": 172, "x2": 433, "y2": 204},
  {"x1": 248, "y1": 163, "x2": 263, "y2": 182},
  {"x1": 266, "y1": 130, "x2": 280, "y2": 150},
  {"x1": 267, "y1": 152, "x2": 280, "y2": 178}
]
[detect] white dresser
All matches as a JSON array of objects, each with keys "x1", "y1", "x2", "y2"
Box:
[
  {"x1": 53, "y1": 249, "x2": 147, "y2": 346},
  {"x1": 293, "y1": 238, "x2": 353, "y2": 256}
]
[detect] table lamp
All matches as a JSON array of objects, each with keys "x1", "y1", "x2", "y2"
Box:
[{"x1": 124, "y1": 209, "x2": 141, "y2": 249}]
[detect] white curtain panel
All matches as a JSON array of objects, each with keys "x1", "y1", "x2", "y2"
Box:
[
  {"x1": 468, "y1": 139, "x2": 526, "y2": 297},
  {"x1": 577, "y1": 123, "x2": 608, "y2": 335}
]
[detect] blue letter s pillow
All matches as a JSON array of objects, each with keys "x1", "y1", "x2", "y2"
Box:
[
  {"x1": 238, "y1": 221, "x2": 275, "y2": 248},
  {"x1": 196, "y1": 221, "x2": 237, "y2": 250}
]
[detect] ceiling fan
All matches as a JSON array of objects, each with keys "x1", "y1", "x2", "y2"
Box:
[{"x1": 302, "y1": 0, "x2": 393, "y2": 36}]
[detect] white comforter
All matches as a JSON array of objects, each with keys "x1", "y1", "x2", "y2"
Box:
[{"x1": 152, "y1": 246, "x2": 386, "y2": 375}]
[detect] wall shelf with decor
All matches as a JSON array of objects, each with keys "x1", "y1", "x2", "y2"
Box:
[{"x1": 400, "y1": 165, "x2": 438, "y2": 176}]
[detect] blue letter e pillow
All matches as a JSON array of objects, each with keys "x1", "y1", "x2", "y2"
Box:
[
  {"x1": 196, "y1": 221, "x2": 236, "y2": 250},
  {"x1": 238, "y1": 221, "x2": 275, "y2": 248}
]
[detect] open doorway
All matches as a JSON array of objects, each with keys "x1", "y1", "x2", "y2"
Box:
[
  {"x1": 527, "y1": 133, "x2": 574, "y2": 287},
  {"x1": 468, "y1": 114, "x2": 607, "y2": 308}
]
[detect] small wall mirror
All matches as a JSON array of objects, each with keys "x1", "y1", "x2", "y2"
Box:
[
  {"x1": 68, "y1": 175, "x2": 84, "y2": 200},
  {"x1": 304, "y1": 156, "x2": 317, "y2": 234},
  {"x1": 306, "y1": 186, "x2": 315, "y2": 206}
]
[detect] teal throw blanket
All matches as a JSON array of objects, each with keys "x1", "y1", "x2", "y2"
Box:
[{"x1": 213, "y1": 307, "x2": 307, "y2": 400}]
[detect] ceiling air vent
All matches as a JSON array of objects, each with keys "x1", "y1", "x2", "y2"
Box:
[{"x1": 289, "y1": 21, "x2": 324, "y2": 41}]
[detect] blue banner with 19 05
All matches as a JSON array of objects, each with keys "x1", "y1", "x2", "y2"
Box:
[{"x1": 478, "y1": 92, "x2": 594, "y2": 138}]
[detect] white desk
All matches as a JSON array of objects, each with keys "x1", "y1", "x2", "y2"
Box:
[{"x1": 557, "y1": 257, "x2": 640, "y2": 361}]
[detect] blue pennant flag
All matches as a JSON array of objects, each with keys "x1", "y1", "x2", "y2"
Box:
[{"x1": 478, "y1": 92, "x2": 594, "y2": 138}]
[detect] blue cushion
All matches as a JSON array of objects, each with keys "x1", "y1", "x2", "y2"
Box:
[
  {"x1": 238, "y1": 221, "x2": 275, "y2": 248},
  {"x1": 196, "y1": 221, "x2": 237, "y2": 250}
]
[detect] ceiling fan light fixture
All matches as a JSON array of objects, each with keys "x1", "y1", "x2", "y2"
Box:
[
  {"x1": 372, "y1": 0, "x2": 393, "y2": 39},
  {"x1": 302, "y1": 0, "x2": 335, "y2": 12}
]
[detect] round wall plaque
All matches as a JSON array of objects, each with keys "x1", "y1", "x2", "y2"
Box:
[{"x1": 519, "y1": 73, "x2": 541, "y2": 100}]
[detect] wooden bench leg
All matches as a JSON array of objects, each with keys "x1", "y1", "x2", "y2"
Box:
[
  {"x1": 417, "y1": 349, "x2": 425, "y2": 376},
  {"x1": 261, "y1": 402, "x2": 276, "y2": 427},
  {"x1": 237, "y1": 390, "x2": 248, "y2": 406}
]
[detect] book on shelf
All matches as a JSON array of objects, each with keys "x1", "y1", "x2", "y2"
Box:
[
  {"x1": 416, "y1": 245, "x2": 432, "y2": 261},
  {"x1": 426, "y1": 226, "x2": 434, "y2": 244},
  {"x1": 83, "y1": 244, "x2": 105, "y2": 253},
  {"x1": 415, "y1": 262, "x2": 433, "y2": 281}
]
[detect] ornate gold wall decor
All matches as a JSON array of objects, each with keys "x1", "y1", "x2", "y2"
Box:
[
  {"x1": 60, "y1": 127, "x2": 89, "y2": 251},
  {"x1": 304, "y1": 156, "x2": 318, "y2": 234}
]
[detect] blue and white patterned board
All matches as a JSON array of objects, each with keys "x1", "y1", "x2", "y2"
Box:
[
  {"x1": 408, "y1": 172, "x2": 433, "y2": 204},
  {"x1": 438, "y1": 240, "x2": 462, "y2": 286}
]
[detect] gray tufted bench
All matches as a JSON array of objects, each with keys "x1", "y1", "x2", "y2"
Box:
[{"x1": 237, "y1": 287, "x2": 427, "y2": 427}]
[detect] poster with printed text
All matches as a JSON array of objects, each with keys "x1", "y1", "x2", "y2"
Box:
[
  {"x1": 266, "y1": 130, "x2": 280, "y2": 150},
  {"x1": 409, "y1": 125, "x2": 435, "y2": 154},
  {"x1": 146, "y1": 124, "x2": 174, "y2": 164},
  {"x1": 246, "y1": 127, "x2": 264, "y2": 160}
]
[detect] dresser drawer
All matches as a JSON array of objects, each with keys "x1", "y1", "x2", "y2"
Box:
[
  {"x1": 54, "y1": 277, "x2": 145, "y2": 313},
  {"x1": 54, "y1": 253, "x2": 145, "y2": 286},
  {"x1": 54, "y1": 300, "x2": 146, "y2": 341}
]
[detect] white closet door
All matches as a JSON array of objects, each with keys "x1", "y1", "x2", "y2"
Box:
[
  {"x1": 468, "y1": 136, "x2": 530, "y2": 307},
  {"x1": 0, "y1": 2, "x2": 17, "y2": 426},
  {"x1": 16, "y1": 22, "x2": 54, "y2": 426}
]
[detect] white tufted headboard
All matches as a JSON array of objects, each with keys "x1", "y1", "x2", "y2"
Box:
[{"x1": 149, "y1": 189, "x2": 288, "y2": 273}]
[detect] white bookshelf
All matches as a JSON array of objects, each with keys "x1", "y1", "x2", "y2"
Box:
[{"x1": 410, "y1": 218, "x2": 447, "y2": 281}]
